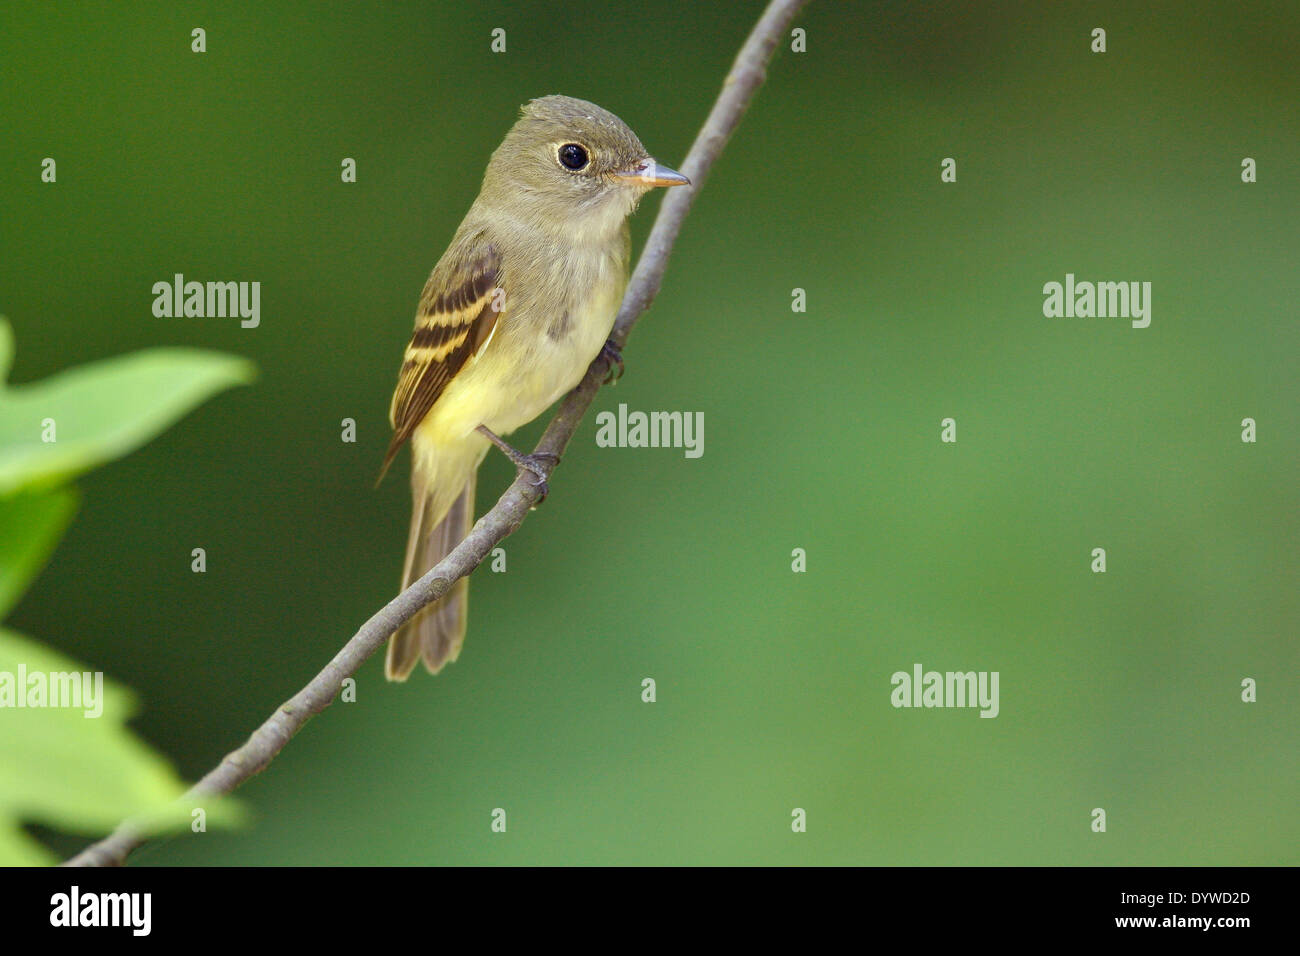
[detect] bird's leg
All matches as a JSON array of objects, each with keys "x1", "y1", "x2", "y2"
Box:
[
  {"x1": 600, "y1": 338, "x2": 625, "y2": 384},
  {"x1": 476, "y1": 425, "x2": 560, "y2": 502}
]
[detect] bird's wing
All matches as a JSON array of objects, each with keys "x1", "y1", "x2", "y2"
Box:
[{"x1": 379, "y1": 241, "x2": 504, "y2": 481}]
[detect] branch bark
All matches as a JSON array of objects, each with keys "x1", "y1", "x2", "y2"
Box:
[{"x1": 66, "y1": 0, "x2": 811, "y2": 867}]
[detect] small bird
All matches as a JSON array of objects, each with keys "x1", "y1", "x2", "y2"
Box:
[{"x1": 380, "y1": 95, "x2": 689, "y2": 680}]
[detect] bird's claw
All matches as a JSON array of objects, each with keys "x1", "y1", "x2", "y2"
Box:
[
  {"x1": 515, "y1": 452, "x2": 559, "y2": 505},
  {"x1": 475, "y1": 424, "x2": 561, "y2": 506},
  {"x1": 600, "y1": 339, "x2": 625, "y2": 385}
]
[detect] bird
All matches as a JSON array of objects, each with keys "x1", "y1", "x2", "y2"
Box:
[{"x1": 379, "y1": 95, "x2": 689, "y2": 680}]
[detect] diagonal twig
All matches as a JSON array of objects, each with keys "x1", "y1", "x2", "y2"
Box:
[{"x1": 66, "y1": 0, "x2": 812, "y2": 867}]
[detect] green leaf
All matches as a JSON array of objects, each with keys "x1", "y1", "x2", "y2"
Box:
[
  {"x1": 0, "y1": 489, "x2": 77, "y2": 619},
  {"x1": 0, "y1": 819, "x2": 57, "y2": 866},
  {"x1": 0, "y1": 628, "x2": 245, "y2": 865},
  {"x1": 0, "y1": 318, "x2": 255, "y2": 495},
  {"x1": 0, "y1": 319, "x2": 251, "y2": 863}
]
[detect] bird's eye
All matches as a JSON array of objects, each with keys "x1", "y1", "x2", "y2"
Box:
[{"x1": 558, "y1": 143, "x2": 589, "y2": 171}]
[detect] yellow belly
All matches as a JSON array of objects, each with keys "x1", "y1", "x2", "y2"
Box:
[{"x1": 410, "y1": 266, "x2": 624, "y2": 487}]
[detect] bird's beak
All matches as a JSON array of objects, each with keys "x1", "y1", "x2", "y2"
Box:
[{"x1": 614, "y1": 158, "x2": 691, "y2": 188}]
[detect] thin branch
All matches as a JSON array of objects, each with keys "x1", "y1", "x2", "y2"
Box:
[{"x1": 65, "y1": 0, "x2": 811, "y2": 868}]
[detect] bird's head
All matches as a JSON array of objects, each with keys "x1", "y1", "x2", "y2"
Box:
[{"x1": 482, "y1": 95, "x2": 689, "y2": 235}]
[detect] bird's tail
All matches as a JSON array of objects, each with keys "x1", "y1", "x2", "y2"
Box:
[{"x1": 385, "y1": 470, "x2": 476, "y2": 680}]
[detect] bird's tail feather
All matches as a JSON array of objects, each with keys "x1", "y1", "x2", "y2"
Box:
[{"x1": 385, "y1": 472, "x2": 475, "y2": 680}]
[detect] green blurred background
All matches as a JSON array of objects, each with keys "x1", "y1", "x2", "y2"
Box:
[{"x1": 2, "y1": 0, "x2": 1296, "y2": 864}]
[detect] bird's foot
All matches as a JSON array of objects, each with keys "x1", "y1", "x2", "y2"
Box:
[
  {"x1": 476, "y1": 426, "x2": 560, "y2": 503},
  {"x1": 600, "y1": 339, "x2": 625, "y2": 385},
  {"x1": 514, "y1": 452, "x2": 560, "y2": 503}
]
